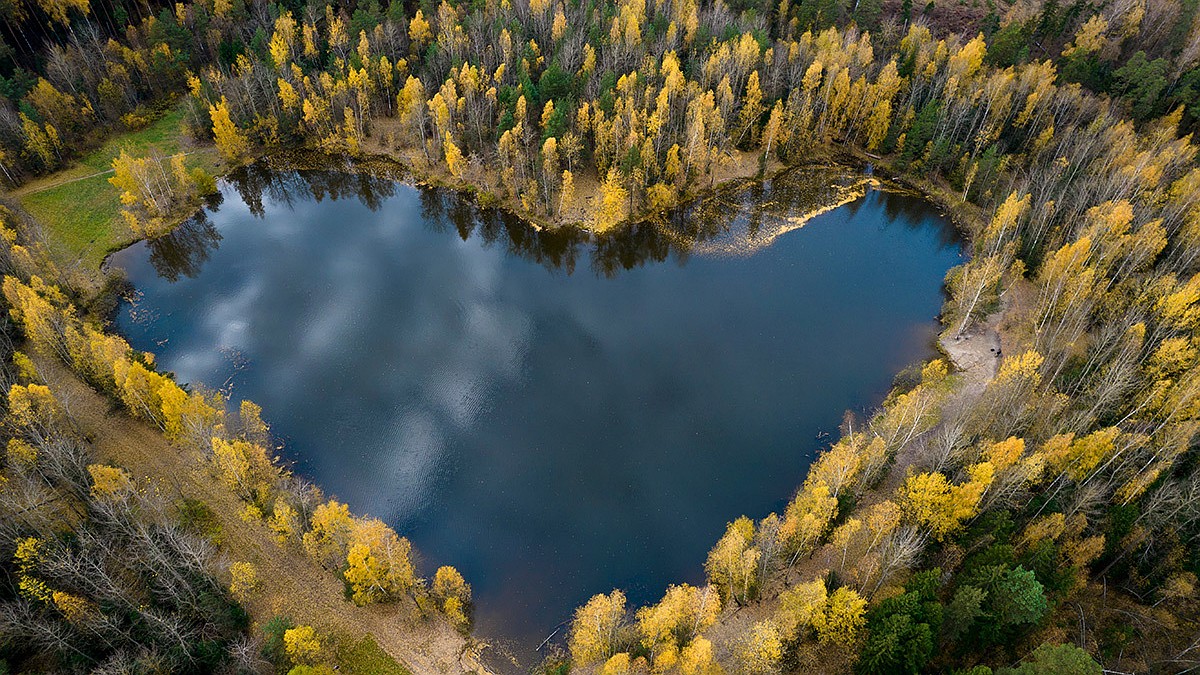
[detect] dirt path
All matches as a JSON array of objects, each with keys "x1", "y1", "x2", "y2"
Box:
[
  {"x1": 13, "y1": 168, "x2": 117, "y2": 194},
  {"x1": 34, "y1": 353, "x2": 491, "y2": 675},
  {"x1": 13, "y1": 149, "x2": 217, "y2": 197},
  {"x1": 939, "y1": 302, "x2": 1004, "y2": 395}
]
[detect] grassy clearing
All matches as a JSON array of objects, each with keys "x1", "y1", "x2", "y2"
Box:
[
  {"x1": 337, "y1": 635, "x2": 414, "y2": 675},
  {"x1": 14, "y1": 106, "x2": 221, "y2": 270}
]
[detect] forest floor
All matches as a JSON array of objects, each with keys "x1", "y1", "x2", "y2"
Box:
[
  {"x1": 31, "y1": 351, "x2": 492, "y2": 675},
  {"x1": 939, "y1": 299, "x2": 1005, "y2": 394}
]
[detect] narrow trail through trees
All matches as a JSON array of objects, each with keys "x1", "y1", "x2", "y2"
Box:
[{"x1": 12, "y1": 149, "x2": 215, "y2": 197}]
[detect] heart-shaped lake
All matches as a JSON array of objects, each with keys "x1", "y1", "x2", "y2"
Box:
[{"x1": 108, "y1": 163, "x2": 961, "y2": 667}]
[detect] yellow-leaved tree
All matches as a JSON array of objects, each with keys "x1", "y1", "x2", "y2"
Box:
[
  {"x1": 814, "y1": 586, "x2": 867, "y2": 646},
  {"x1": 568, "y1": 589, "x2": 627, "y2": 666},
  {"x1": 705, "y1": 516, "x2": 761, "y2": 605},
  {"x1": 595, "y1": 168, "x2": 629, "y2": 231},
  {"x1": 209, "y1": 96, "x2": 249, "y2": 162},
  {"x1": 210, "y1": 437, "x2": 277, "y2": 504},
  {"x1": 600, "y1": 653, "x2": 632, "y2": 675},
  {"x1": 87, "y1": 464, "x2": 133, "y2": 501},
  {"x1": 444, "y1": 133, "x2": 466, "y2": 178},
  {"x1": 342, "y1": 518, "x2": 417, "y2": 604},
  {"x1": 775, "y1": 577, "x2": 828, "y2": 641},
  {"x1": 733, "y1": 620, "x2": 783, "y2": 673},
  {"x1": 284, "y1": 625, "x2": 323, "y2": 665},
  {"x1": 898, "y1": 468, "x2": 990, "y2": 540},
  {"x1": 635, "y1": 583, "x2": 720, "y2": 668},
  {"x1": 408, "y1": 10, "x2": 433, "y2": 49},
  {"x1": 6, "y1": 438, "x2": 37, "y2": 472},
  {"x1": 559, "y1": 169, "x2": 575, "y2": 216},
  {"x1": 432, "y1": 565, "x2": 472, "y2": 629},
  {"x1": 303, "y1": 499, "x2": 357, "y2": 569},
  {"x1": 679, "y1": 636, "x2": 718, "y2": 675},
  {"x1": 9, "y1": 383, "x2": 58, "y2": 430},
  {"x1": 780, "y1": 480, "x2": 838, "y2": 564},
  {"x1": 109, "y1": 151, "x2": 215, "y2": 237},
  {"x1": 229, "y1": 561, "x2": 259, "y2": 602}
]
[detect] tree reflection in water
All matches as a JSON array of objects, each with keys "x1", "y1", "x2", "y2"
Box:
[
  {"x1": 144, "y1": 199, "x2": 224, "y2": 283},
  {"x1": 112, "y1": 158, "x2": 963, "y2": 664},
  {"x1": 141, "y1": 161, "x2": 953, "y2": 283}
]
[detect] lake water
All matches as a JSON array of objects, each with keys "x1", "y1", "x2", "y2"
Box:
[{"x1": 109, "y1": 163, "x2": 961, "y2": 667}]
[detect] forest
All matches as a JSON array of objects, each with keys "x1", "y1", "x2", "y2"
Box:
[
  {"x1": 0, "y1": 208, "x2": 476, "y2": 673},
  {"x1": 0, "y1": 0, "x2": 1198, "y2": 670}
]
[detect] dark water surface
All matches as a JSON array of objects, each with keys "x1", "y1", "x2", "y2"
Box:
[{"x1": 109, "y1": 164, "x2": 960, "y2": 665}]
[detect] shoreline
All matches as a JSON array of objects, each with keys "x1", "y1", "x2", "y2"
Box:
[
  {"x1": 77, "y1": 139, "x2": 994, "y2": 675},
  {"x1": 45, "y1": 134, "x2": 973, "y2": 281},
  {"x1": 91, "y1": 139, "x2": 809, "y2": 273},
  {"x1": 97, "y1": 152, "x2": 984, "y2": 674},
  {"x1": 96, "y1": 139, "x2": 969, "y2": 278}
]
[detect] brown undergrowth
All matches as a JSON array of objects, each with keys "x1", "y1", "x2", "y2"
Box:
[{"x1": 30, "y1": 350, "x2": 491, "y2": 675}]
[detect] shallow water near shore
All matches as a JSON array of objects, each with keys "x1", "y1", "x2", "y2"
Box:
[{"x1": 109, "y1": 163, "x2": 961, "y2": 668}]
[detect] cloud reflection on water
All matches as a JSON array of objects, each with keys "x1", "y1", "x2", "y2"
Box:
[{"x1": 112, "y1": 162, "x2": 963, "y2": 667}]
